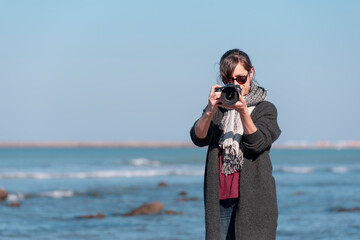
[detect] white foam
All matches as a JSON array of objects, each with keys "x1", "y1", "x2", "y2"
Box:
[
  {"x1": 0, "y1": 169, "x2": 204, "y2": 179},
  {"x1": 174, "y1": 170, "x2": 204, "y2": 176},
  {"x1": 7, "y1": 192, "x2": 24, "y2": 202},
  {"x1": 330, "y1": 166, "x2": 349, "y2": 173},
  {"x1": 40, "y1": 190, "x2": 74, "y2": 198},
  {"x1": 281, "y1": 167, "x2": 315, "y2": 174},
  {"x1": 130, "y1": 158, "x2": 161, "y2": 166}
]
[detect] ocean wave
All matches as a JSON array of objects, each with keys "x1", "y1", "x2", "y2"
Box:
[
  {"x1": 7, "y1": 192, "x2": 24, "y2": 202},
  {"x1": 1, "y1": 166, "x2": 357, "y2": 179},
  {"x1": 276, "y1": 167, "x2": 316, "y2": 174},
  {"x1": 329, "y1": 166, "x2": 349, "y2": 173},
  {"x1": 0, "y1": 169, "x2": 204, "y2": 179},
  {"x1": 129, "y1": 158, "x2": 161, "y2": 167},
  {"x1": 40, "y1": 190, "x2": 74, "y2": 198},
  {"x1": 275, "y1": 166, "x2": 360, "y2": 174}
]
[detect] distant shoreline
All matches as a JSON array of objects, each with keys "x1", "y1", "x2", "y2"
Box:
[
  {"x1": 0, "y1": 141, "x2": 360, "y2": 149},
  {"x1": 0, "y1": 141, "x2": 195, "y2": 149}
]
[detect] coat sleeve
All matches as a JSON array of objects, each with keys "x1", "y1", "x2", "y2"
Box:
[
  {"x1": 190, "y1": 109, "x2": 222, "y2": 147},
  {"x1": 241, "y1": 101, "x2": 281, "y2": 154}
]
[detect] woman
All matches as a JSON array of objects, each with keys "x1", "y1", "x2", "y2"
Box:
[{"x1": 190, "y1": 49, "x2": 281, "y2": 240}]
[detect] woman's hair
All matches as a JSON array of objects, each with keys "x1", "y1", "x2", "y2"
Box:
[{"x1": 219, "y1": 49, "x2": 254, "y2": 84}]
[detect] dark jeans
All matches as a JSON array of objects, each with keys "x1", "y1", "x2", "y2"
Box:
[{"x1": 219, "y1": 198, "x2": 238, "y2": 240}]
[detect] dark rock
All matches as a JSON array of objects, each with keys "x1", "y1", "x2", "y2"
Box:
[
  {"x1": 95, "y1": 213, "x2": 106, "y2": 218},
  {"x1": 158, "y1": 182, "x2": 168, "y2": 187},
  {"x1": 123, "y1": 201, "x2": 163, "y2": 216},
  {"x1": 24, "y1": 193, "x2": 35, "y2": 199},
  {"x1": 81, "y1": 213, "x2": 106, "y2": 219},
  {"x1": 0, "y1": 189, "x2": 9, "y2": 201},
  {"x1": 10, "y1": 202, "x2": 21, "y2": 207},
  {"x1": 178, "y1": 191, "x2": 187, "y2": 196},
  {"x1": 176, "y1": 196, "x2": 200, "y2": 202},
  {"x1": 331, "y1": 207, "x2": 360, "y2": 212},
  {"x1": 95, "y1": 213, "x2": 105, "y2": 218},
  {"x1": 165, "y1": 210, "x2": 183, "y2": 215}
]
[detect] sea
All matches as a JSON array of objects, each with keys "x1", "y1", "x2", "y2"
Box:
[{"x1": 0, "y1": 147, "x2": 359, "y2": 240}]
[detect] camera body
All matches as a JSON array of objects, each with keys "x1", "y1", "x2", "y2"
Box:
[{"x1": 215, "y1": 83, "x2": 242, "y2": 106}]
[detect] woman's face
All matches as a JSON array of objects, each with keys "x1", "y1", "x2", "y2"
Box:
[{"x1": 230, "y1": 63, "x2": 253, "y2": 96}]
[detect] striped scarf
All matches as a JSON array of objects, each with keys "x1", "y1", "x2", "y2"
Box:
[{"x1": 219, "y1": 82, "x2": 266, "y2": 175}]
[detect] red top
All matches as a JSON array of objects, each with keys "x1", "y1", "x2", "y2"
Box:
[{"x1": 219, "y1": 148, "x2": 240, "y2": 200}]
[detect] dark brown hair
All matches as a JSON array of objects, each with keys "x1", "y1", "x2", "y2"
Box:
[{"x1": 219, "y1": 49, "x2": 253, "y2": 84}]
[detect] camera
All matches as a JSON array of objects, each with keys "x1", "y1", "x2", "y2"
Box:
[{"x1": 215, "y1": 83, "x2": 242, "y2": 106}]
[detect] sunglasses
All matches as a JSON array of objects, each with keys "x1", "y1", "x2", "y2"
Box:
[{"x1": 225, "y1": 71, "x2": 250, "y2": 84}]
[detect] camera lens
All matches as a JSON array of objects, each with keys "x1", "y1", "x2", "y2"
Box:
[{"x1": 220, "y1": 85, "x2": 239, "y2": 105}]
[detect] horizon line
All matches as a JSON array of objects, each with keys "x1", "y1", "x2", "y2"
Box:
[{"x1": 1, "y1": 140, "x2": 360, "y2": 149}]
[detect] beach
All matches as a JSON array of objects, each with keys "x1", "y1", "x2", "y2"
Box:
[{"x1": 1, "y1": 147, "x2": 360, "y2": 239}]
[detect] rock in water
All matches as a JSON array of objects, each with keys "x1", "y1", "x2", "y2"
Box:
[
  {"x1": 331, "y1": 207, "x2": 360, "y2": 212},
  {"x1": 123, "y1": 201, "x2": 163, "y2": 216},
  {"x1": 81, "y1": 213, "x2": 106, "y2": 219},
  {"x1": 176, "y1": 196, "x2": 200, "y2": 202},
  {"x1": 10, "y1": 202, "x2": 21, "y2": 207},
  {"x1": 95, "y1": 213, "x2": 105, "y2": 218},
  {"x1": 0, "y1": 189, "x2": 9, "y2": 201},
  {"x1": 158, "y1": 182, "x2": 168, "y2": 187},
  {"x1": 164, "y1": 210, "x2": 183, "y2": 215}
]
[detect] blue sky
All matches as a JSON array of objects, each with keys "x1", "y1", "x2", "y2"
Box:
[{"x1": 1, "y1": 0, "x2": 359, "y2": 143}]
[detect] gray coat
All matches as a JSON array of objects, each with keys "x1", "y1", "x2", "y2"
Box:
[{"x1": 190, "y1": 101, "x2": 281, "y2": 240}]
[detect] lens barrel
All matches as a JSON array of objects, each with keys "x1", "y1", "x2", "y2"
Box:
[{"x1": 220, "y1": 84, "x2": 241, "y2": 105}]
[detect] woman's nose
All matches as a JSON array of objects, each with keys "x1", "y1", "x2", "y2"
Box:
[{"x1": 232, "y1": 79, "x2": 240, "y2": 85}]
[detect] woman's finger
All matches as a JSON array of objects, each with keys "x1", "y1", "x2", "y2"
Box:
[{"x1": 210, "y1": 84, "x2": 222, "y2": 95}]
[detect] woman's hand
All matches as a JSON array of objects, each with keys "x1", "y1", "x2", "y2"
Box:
[
  {"x1": 193, "y1": 84, "x2": 222, "y2": 139},
  {"x1": 221, "y1": 94, "x2": 257, "y2": 135},
  {"x1": 206, "y1": 84, "x2": 222, "y2": 116},
  {"x1": 221, "y1": 94, "x2": 247, "y2": 113}
]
